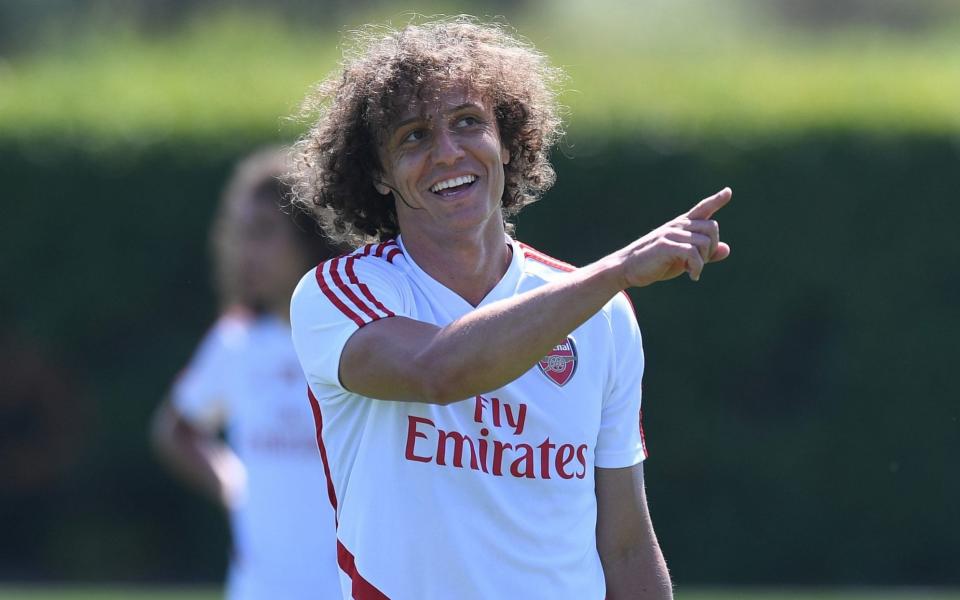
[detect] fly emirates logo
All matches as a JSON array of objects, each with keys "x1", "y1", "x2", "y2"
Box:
[{"x1": 404, "y1": 396, "x2": 588, "y2": 480}]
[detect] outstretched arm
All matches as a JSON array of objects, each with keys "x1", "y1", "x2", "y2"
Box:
[{"x1": 335, "y1": 188, "x2": 732, "y2": 404}]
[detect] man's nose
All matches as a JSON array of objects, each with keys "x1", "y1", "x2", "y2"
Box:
[{"x1": 432, "y1": 127, "x2": 465, "y2": 165}]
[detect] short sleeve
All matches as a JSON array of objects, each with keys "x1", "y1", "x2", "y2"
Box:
[
  {"x1": 594, "y1": 292, "x2": 647, "y2": 469},
  {"x1": 170, "y1": 318, "x2": 241, "y2": 430},
  {"x1": 290, "y1": 255, "x2": 410, "y2": 390}
]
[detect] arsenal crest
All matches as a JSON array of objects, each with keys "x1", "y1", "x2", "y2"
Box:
[{"x1": 538, "y1": 337, "x2": 577, "y2": 386}]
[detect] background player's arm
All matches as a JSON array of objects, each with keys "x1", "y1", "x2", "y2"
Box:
[
  {"x1": 596, "y1": 463, "x2": 672, "y2": 599},
  {"x1": 149, "y1": 400, "x2": 246, "y2": 510},
  {"x1": 337, "y1": 189, "x2": 731, "y2": 404}
]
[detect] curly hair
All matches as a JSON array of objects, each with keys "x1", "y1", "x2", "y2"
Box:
[
  {"x1": 212, "y1": 147, "x2": 341, "y2": 308},
  {"x1": 290, "y1": 16, "x2": 566, "y2": 247}
]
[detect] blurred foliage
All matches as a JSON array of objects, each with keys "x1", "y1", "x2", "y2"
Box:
[
  {"x1": 0, "y1": 13, "x2": 338, "y2": 152},
  {"x1": 1, "y1": 1, "x2": 959, "y2": 151}
]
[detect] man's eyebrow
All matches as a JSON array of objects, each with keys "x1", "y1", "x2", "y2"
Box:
[
  {"x1": 391, "y1": 102, "x2": 483, "y2": 132},
  {"x1": 445, "y1": 102, "x2": 483, "y2": 115},
  {"x1": 392, "y1": 114, "x2": 425, "y2": 132}
]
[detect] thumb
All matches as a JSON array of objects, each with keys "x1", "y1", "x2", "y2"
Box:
[{"x1": 685, "y1": 187, "x2": 732, "y2": 220}]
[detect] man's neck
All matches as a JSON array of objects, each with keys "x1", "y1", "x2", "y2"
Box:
[
  {"x1": 265, "y1": 300, "x2": 291, "y2": 324},
  {"x1": 400, "y1": 221, "x2": 512, "y2": 307}
]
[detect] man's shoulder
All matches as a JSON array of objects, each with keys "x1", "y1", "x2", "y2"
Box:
[
  {"x1": 198, "y1": 308, "x2": 255, "y2": 354},
  {"x1": 320, "y1": 239, "x2": 406, "y2": 276},
  {"x1": 516, "y1": 240, "x2": 578, "y2": 281},
  {"x1": 291, "y1": 238, "x2": 411, "y2": 329},
  {"x1": 294, "y1": 240, "x2": 408, "y2": 297}
]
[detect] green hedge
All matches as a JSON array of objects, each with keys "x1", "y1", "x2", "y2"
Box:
[
  {"x1": 533, "y1": 134, "x2": 960, "y2": 582},
  {"x1": 2, "y1": 131, "x2": 957, "y2": 583}
]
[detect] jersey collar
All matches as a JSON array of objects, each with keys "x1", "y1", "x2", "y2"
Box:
[{"x1": 396, "y1": 234, "x2": 524, "y2": 317}]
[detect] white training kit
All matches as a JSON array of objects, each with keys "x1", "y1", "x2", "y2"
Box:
[
  {"x1": 291, "y1": 235, "x2": 647, "y2": 600},
  {"x1": 172, "y1": 314, "x2": 341, "y2": 600}
]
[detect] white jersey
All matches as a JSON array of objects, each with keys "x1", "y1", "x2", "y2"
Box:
[
  {"x1": 290, "y1": 235, "x2": 647, "y2": 600},
  {"x1": 172, "y1": 313, "x2": 340, "y2": 600}
]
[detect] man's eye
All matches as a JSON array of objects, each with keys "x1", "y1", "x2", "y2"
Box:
[
  {"x1": 456, "y1": 116, "x2": 480, "y2": 127},
  {"x1": 403, "y1": 129, "x2": 426, "y2": 143}
]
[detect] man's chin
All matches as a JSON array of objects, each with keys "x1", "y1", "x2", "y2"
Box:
[{"x1": 236, "y1": 295, "x2": 269, "y2": 315}]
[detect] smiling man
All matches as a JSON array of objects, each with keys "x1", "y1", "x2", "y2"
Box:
[{"x1": 289, "y1": 17, "x2": 730, "y2": 600}]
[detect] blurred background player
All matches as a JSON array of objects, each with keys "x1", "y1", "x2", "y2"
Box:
[{"x1": 150, "y1": 148, "x2": 342, "y2": 600}]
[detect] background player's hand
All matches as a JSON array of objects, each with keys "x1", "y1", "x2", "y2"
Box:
[
  {"x1": 615, "y1": 188, "x2": 732, "y2": 287},
  {"x1": 211, "y1": 444, "x2": 248, "y2": 510}
]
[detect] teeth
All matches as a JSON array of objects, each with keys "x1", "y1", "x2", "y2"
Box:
[{"x1": 430, "y1": 175, "x2": 476, "y2": 193}]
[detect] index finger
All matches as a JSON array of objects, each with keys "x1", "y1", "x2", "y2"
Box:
[{"x1": 685, "y1": 187, "x2": 732, "y2": 220}]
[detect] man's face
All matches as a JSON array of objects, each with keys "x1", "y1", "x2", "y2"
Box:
[
  {"x1": 230, "y1": 197, "x2": 309, "y2": 311},
  {"x1": 376, "y1": 85, "x2": 510, "y2": 242}
]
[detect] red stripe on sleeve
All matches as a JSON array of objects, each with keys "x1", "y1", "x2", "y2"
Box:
[
  {"x1": 345, "y1": 257, "x2": 396, "y2": 318},
  {"x1": 639, "y1": 408, "x2": 648, "y2": 459},
  {"x1": 374, "y1": 240, "x2": 398, "y2": 258},
  {"x1": 519, "y1": 242, "x2": 577, "y2": 272},
  {"x1": 328, "y1": 257, "x2": 384, "y2": 322},
  {"x1": 315, "y1": 263, "x2": 365, "y2": 327},
  {"x1": 307, "y1": 387, "x2": 339, "y2": 521},
  {"x1": 338, "y1": 540, "x2": 391, "y2": 599},
  {"x1": 310, "y1": 388, "x2": 389, "y2": 598},
  {"x1": 384, "y1": 248, "x2": 401, "y2": 264},
  {"x1": 619, "y1": 290, "x2": 636, "y2": 313}
]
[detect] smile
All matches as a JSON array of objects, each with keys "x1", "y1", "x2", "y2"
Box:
[{"x1": 430, "y1": 175, "x2": 477, "y2": 195}]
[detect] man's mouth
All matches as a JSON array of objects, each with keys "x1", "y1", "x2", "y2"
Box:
[{"x1": 430, "y1": 175, "x2": 477, "y2": 196}]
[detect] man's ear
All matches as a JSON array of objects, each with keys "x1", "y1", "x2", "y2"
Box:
[
  {"x1": 374, "y1": 180, "x2": 391, "y2": 195},
  {"x1": 501, "y1": 145, "x2": 510, "y2": 165}
]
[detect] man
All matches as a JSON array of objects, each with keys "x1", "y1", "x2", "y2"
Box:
[
  {"x1": 151, "y1": 148, "x2": 341, "y2": 600},
  {"x1": 290, "y1": 18, "x2": 730, "y2": 599}
]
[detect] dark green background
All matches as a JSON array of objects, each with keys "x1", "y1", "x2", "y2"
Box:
[{"x1": 1, "y1": 133, "x2": 957, "y2": 583}]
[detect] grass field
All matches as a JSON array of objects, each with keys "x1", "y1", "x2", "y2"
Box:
[{"x1": 1, "y1": 588, "x2": 958, "y2": 600}]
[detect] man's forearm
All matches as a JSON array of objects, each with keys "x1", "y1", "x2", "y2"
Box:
[
  {"x1": 602, "y1": 545, "x2": 673, "y2": 600},
  {"x1": 414, "y1": 255, "x2": 625, "y2": 402}
]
